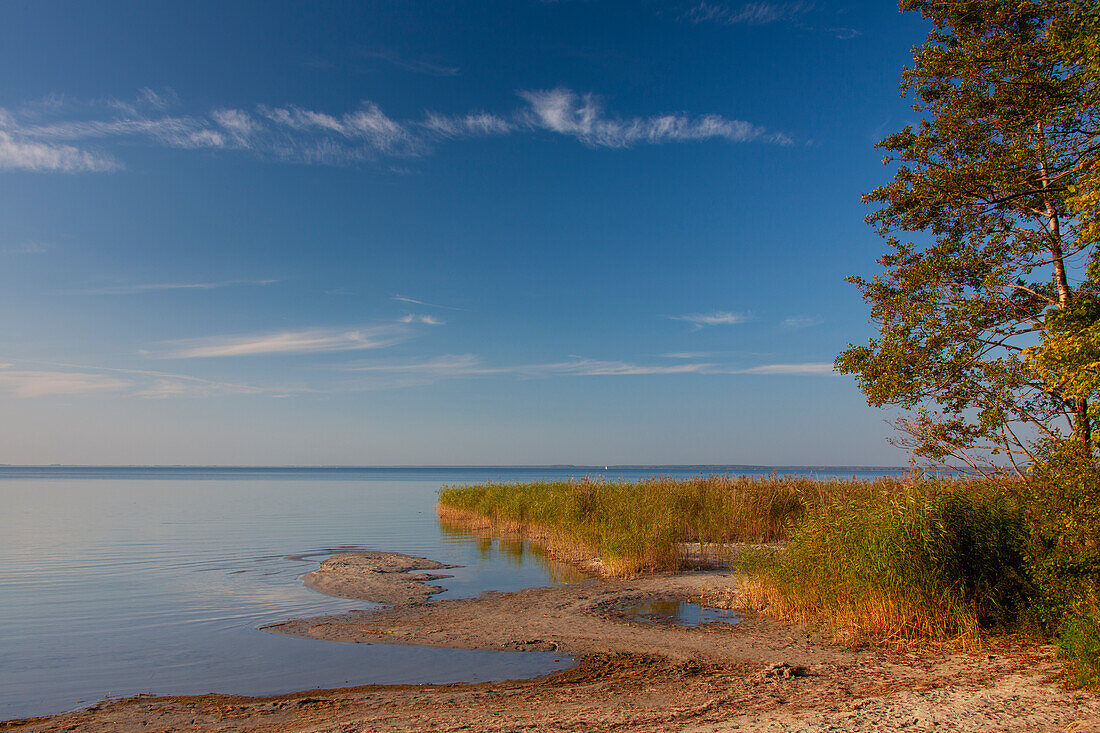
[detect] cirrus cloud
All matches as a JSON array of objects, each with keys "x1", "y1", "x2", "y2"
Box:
[
  {"x1": 0, "y1": 368, "x2": 129, "y2": 397},
  {"x1": 0, "y1": 88, "x2": 791, "y2": 172},
  {"x1": 668, "y1": 311, "x2": 751, "y2": 329},
  {"x1": 158, "y1": 325, "x2": 413, "y2": 359}
]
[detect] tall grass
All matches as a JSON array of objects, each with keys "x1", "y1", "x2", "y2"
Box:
[
  {"x1": 439, "y1": 474, "x2": 890, "y2": 575},
  {"x1": 439, "y1": 470, "x2": 1100, "y2": 685},
  {"x1": 749, "y1": 482, "x2": 1029, "y2": 644}
]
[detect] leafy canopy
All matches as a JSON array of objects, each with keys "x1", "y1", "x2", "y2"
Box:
[{"x1": 836, "y1": 0, "x2": 1100, "y2": 473}]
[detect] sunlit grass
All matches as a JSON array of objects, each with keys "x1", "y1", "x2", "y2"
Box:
[
  {"x1": 747, "y1": 481, "x2": 1029, "y2": 645},
  {"x1": 438, "y1": 471, "x2": 1100, "y2": 678},
  {"x1": 438, "y1": 474, "x2": 1033, "y2": 642},
  {"x1": 440, "y1": 474, "x2": 881, "y2": 575},
  {"x1": 438, "y1": 466, "x2": 1100, "y2": 692}
]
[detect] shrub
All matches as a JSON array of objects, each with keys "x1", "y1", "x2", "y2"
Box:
[
  {"x1": 1059, "y1": 608, "x2": 1100, "y2": 690},
  {"x1": 756, "y1": 483, "x2": 1030, "y2": 643},
  {"x1": 1023, "y1": 440, "x2": 1100, "y2": 689}
]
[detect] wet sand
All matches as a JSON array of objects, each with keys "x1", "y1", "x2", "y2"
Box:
[
  {"x1": 301, "y1": 550, "x2": 459, "y2": 606},
  {"x1": 6, "y1": 549, "x2": 1100, "y2": 732}
]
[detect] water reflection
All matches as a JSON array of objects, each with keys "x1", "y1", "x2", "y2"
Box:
[
  {"x1": 3, "y1": 466, "x2": 908, "y2": 720},
  {"x1": 437, "y1": 516, "x2": 589, "y2": 586},
  {"x1": 619, "y1": 600, "x2": 741, "y2": 626},
  {"x1": 0, "y1": 476, "x2": 586, "y2": 720}
]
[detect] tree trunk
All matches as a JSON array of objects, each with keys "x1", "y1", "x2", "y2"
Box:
[
  {"x1": 1036, "y1": 132, "x2": 1088, "y2": 445},
  {"x1": 1037, "y1": 132, "x2": 1071, "y2": 307},
  {"x1": 1075, "y1": 396, "x2": 1092, "y2": 447}
]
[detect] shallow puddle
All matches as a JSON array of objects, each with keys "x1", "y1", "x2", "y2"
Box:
[{"x1": 620, "y1": 600, "x2": 741, "y2": 626}]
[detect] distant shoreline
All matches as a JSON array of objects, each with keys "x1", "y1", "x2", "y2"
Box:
[{"x1": 0, "y1": 463, "x2": 911, "y2": 471}]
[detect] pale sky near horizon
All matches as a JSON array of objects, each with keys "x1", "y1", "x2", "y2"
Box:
[{"x1": 0, "y1": 0, "x2": 927, "y2": 465}]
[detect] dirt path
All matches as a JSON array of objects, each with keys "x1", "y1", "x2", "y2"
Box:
[{"x1": 6, "y1": 551, "x2": 1099, "y2": 732}]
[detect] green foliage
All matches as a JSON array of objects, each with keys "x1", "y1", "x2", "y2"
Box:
[
  {"x1": 1016, "y1": 441, "x2": 1100, "y2": 687},
  {"x1": 836, "y1": 0, "x2": 1100, "y2": 467},
  {"x1": 1054, "y1": 0, "x2": 1100, "y2": 281},
  {"x1": 1052, "y1": 0, "x2": 1100, "y2": 74},
  {"x1": 1023, "y1": 294, "x2": 1100, "y2": 416},
  {"x1": 759, "y1": 482, "x2": 1030, "y2": 642},
  {"x1": 441, "y1": 468, "x2": 1100, "y2": 689},
  {"x1": 1058, "y1": 610, "x2": 1100, "y2": 689},
  {"x1": 439, "y1": 475, "x2": 850, "y2": 574},
  {"x1": 1025, "y1": 439, "x2": 1100, "y2": 554}
]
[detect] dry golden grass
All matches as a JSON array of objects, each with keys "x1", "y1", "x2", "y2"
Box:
[
  {"x1": 438, "y1": 474, "x2": 918, "y2": 575},
  {"x1": 439, "y1": 474, "x2": 1031, "y2": 642}
]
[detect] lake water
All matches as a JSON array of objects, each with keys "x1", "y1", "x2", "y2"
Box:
[{"x1": 0, "y1": 465, "x2": 905, "y2": 720}]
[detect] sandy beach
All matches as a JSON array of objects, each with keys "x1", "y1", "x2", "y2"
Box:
[{"x1": 6, "y1": 548, "x2": 1099, "y2": 732}]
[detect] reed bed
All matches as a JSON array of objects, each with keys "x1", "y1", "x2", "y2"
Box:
[
  {"x1": 748, "y1": 481, "x2": 1029, "y2": 645},
  {"x1": 438, "y1": 474, "x2": 901, "y2": 575},
  {"x1": 438, "y1": 471, "x2": 1100, "y2": 684}
]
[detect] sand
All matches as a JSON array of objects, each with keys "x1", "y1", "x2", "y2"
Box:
[
  {"x1": 301, "y1": 550, "x2": 458, "y2": 606},
  {"x1": 6, "y1": 549, "x2": 1099, "y2": 732}
]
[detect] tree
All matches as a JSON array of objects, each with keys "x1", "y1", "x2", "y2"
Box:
[
  {"x1": 1022, "y1": 1, "x2": 1100, "y2": 422},
  {"x1": 836, "y1": 0, "x2": 1100, "y2": 475}
]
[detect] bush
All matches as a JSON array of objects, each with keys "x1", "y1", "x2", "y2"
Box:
[
  {"x1": 756, "y1": 483, "x2": 1030, "y2": 643},
  {"x1": 438, "y1": 466, "x2": 1100, "y2": 688},
  {"x1": 1059, "y1": 609, "x2": 1100, "y2": 689},
  {"x1": 1023, "y1": 441, "x2": 1100, "y2": 689}
]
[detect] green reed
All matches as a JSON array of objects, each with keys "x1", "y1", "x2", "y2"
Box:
[
  {"x1": 439, "y1": 474, "x2": 873, "y2": 575},
  {"x1": 439, "y1": 471, "x2": 1099, "y2": 687},
  {"x1": 752, "y1": 480, "x2": 1030, "y2": 643}
]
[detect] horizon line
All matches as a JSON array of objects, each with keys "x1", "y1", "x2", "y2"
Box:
[{"x1": 0, "y1": 463, "x2": 912, "y2": 470}]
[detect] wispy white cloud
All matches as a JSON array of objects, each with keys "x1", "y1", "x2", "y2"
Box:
[
  {"x1": 391, "y1": 295, "x2": 467, "y2": 311},
  {"x1": 826, "y1": 27, "x2": 861, "y2": 39},
  {"x1": 0, "y1": 368, "x2": 129, "y2": 397},
  {"x1": 0, "y1": 88, "x2": 790, "y2": 172},
  {"x1": 106, "y1": 87, "x2": 177, "y2": 116},
  {"x1": 421, "y1": 112, "x2": 515, "y2": 138},
  {"x1": 80, "y1": 278, "x2": 279, "y2": 295},
  {"x1": 0, "y1": 351, "x2": 836, "y2": 399},
  {"x1": 0, "y1": 360, "x2": 270, "y2": 399},
  {"x1": 398, "y1": 314, "x2": 445, "y2": 325},
  {"x1": 339, "y1": 355, "x2": 712, "y2": 383},
  {"x1": 662, "y1": 351, "x2": 713, "y2": 359},
  {"x1": 340, "y1": 354, "x2": 835, "y2": 383},
  {"x1": 159, "y1": 325, "x2": 413, "y2": 359},
  {"x1": 133, "y1": 379, "x2": 265, "y2": 399},
  {"x1": 257, "y1": 103, "x2": 418, "y2": 157},
  {"x1": 21, "y1": 115, "x2": 224, "y2": 148},
  {"x1": 342, "y1": 354, "x2": 497, "y2": 377},
  {"x1": 669, "y1": 310, "x2": 751, "y2": 328},
  {"x1": 210, "y1": 108, "x2": 257, "y2": 145},
  {"x1": 681, "y1": 2, "x2": 860, "y2": 39},
  {"x1": 683, "y1": 1, "x2": 813, "y2": 25},
  {"x1": 531, "y1": 358, "x2": 711, "y2": 376},
  {"x1": 519, "y1": 89, "x2": 790, "y2": 147},
  {"x1": 728, "y1": 362, "x2": 834, "y2": 375},
  {"x1": 0, "y1": 130, "x2": 118, "y2": 172},
  {"x1": 781, "y1": 315, "x2": 824, "y2": 330}
]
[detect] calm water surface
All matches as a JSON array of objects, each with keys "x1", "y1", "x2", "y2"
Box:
[{"x1": 0, "y1": 465, "x2": 904, "y2": 719}]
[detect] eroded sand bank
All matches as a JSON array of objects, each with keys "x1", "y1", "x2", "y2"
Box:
[
  {"x1": 7, "y1": 549, "x2": 1100, "y2": 732},
  {"x1": 301, "y1": 550, "x2": 458, "y2": 606}
]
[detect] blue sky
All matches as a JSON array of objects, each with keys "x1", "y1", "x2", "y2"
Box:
[{"x1": 0, "y1": 1, "x2": 928, "y2": 465}]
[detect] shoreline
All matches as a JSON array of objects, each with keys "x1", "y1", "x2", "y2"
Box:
[{"x1": 7, "y1": 548, "x2": 1100, "y2": 732}]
